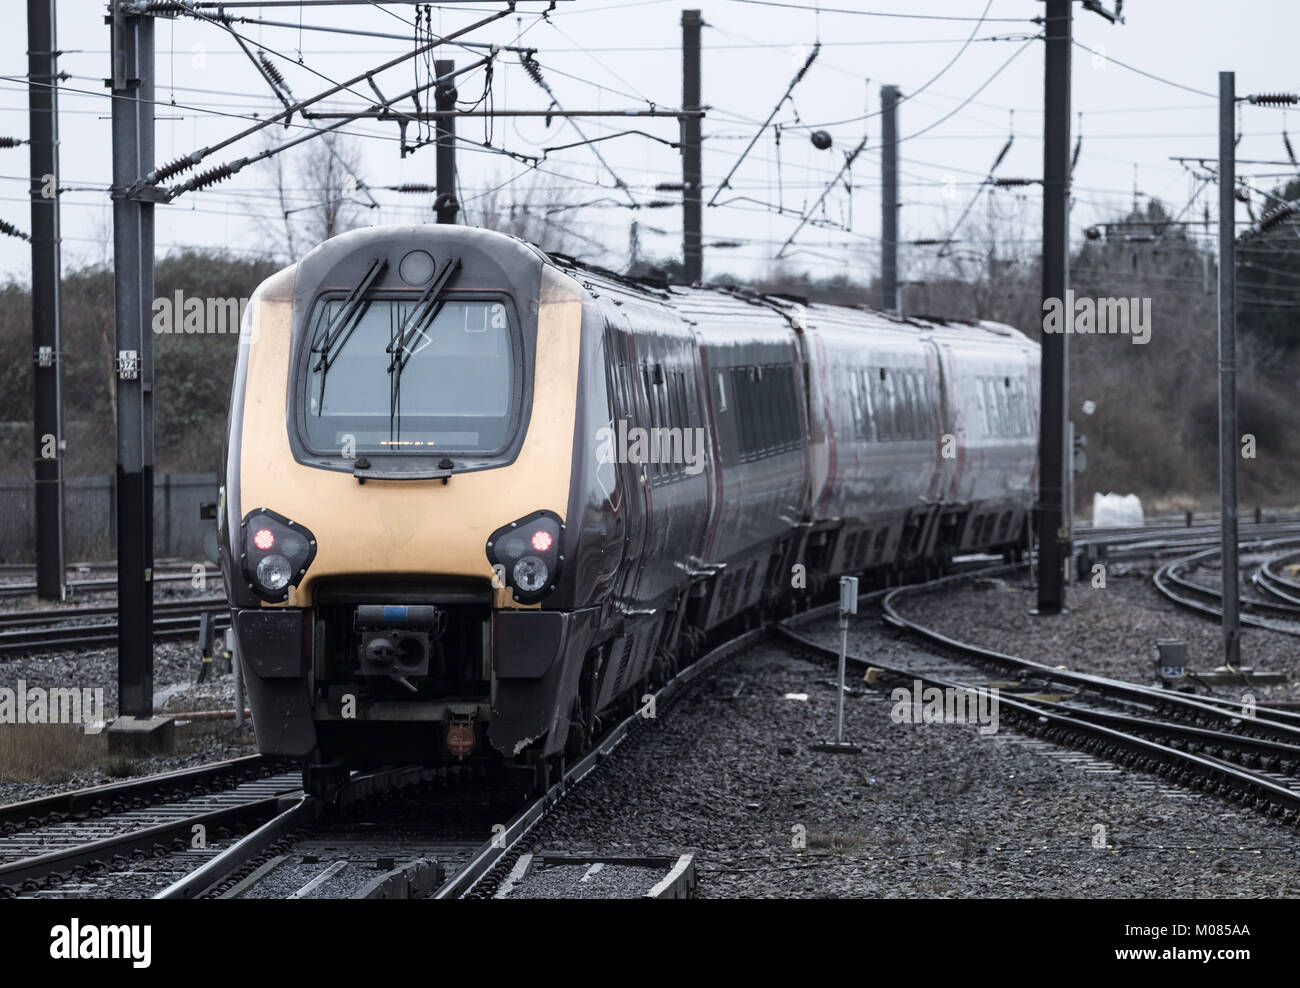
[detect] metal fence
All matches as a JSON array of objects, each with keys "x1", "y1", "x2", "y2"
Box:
[{"x1": 0, "y1": 472, "x2": 218, "y2": 563}]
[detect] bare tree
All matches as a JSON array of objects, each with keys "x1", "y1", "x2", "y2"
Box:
[
  {"x1": 466, "y1": 172, "x2": 602, "y2": 257},
  {"x1": 297, "y1": 135, "x2": 367, "y2": 245},
  {"x1": 251, "y1": 133, "x2": 369, "y2": 263}
]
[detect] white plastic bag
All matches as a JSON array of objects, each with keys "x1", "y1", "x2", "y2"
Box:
[{"x1": 1092, "y1": 492, "x2": 1145, "y2": 528}]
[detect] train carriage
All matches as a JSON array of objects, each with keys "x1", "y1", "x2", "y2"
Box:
[{"x1": 220, "y1": 224, "x2": 1038, "y2": 792}]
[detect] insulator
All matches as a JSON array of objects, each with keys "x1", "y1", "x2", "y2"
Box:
[
  {"x1": 1285, "y1": 132, "x2": 1297, "y2": 167},
  {"x1": 989, "y1": 134, "x2": 1014, "y2": 173},
  {"x1": 152, "y1": 152, "x2": 200, "y2": 183},
  {"x1": 1256, "y1": 201, "x2": 1297, "y2": 233},
  {"x1": 0, "y1": 137, "x2": 22, "y2": 148},
  {"x1": 393, "y1": 183, "x2": 436, "y2": 193},
  {"x1": 257, "y1": 51, "x2": 288, "y2": 92},
  {"x1": 145, "y1": 2, "x2": 193, "y2": 12},
  {"x1": 186, "y1": 161, "x2": 236, "y2": 192},
  {"x1": 521, "y1": 53, "x2": 548, "y2": 92},
  {"x1": 0, "y1": 220, "x2": 29, "y2": 241},
  {"x1": 991, "y1": 177, "x2": 1036, "y2": 187},
  {"x1": 792, "y1": 43, "x2": 820, "y2": 83},
  {"x1": 1249, "y1": 92, "x2": 1299, "y2": 105}
]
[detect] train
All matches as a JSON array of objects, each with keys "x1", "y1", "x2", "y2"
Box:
[{"x1": 218, "y1": 224, "x2": 1039, "y2": 793}]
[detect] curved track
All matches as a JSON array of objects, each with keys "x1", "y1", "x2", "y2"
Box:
[
  {"x1": 776, "y1": 568, "x2": 1300, "y2": 823},
  {"x1": 1153, "y1": 540, "x2": 1300, "y2": 635},
  {"x1": 8, "y1": 531, "x2": 1300, "y2": 898}
]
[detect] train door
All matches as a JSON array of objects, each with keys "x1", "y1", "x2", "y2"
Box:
[{"x1": 607, "y1": 320, "x2": 651, "y2": 609}]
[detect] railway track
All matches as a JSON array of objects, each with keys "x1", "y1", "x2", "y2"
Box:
[
  {"x1": 155, "y1": 627, "x2": 763, "y2": 900},
  {"x1": 0, "y1": 567, "x2": 221, "y2": 600},
  {"x1": 0, "y1": 755, "x2": 298, "y2": 897},
  {"x1": 1153, "y1": 540, "x2": 1300, "y2": 635},
  {"x1": 6, "y1": 534, "x2": 1299, "y2": 898},
  {"x1": 0, "y1": 596, "x2": 229, "y2": 654},
  {"x1": 1254, "y1": 552, "x2": 1300, "y2": 608},
  {"x1": 777, "y1": 567, "x2": 1300, "y2": 826}
]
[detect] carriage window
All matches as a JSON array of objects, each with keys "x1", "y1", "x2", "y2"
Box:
[
  {"x1": 780, "y1": 365, "x2": 800, "y2": 447},
  {"x1": 882, "y1": 370, "x2": 897, "y2": 441},
  {"x1": 848, "y1": 368, "x2": 864, "y2": 439},
  {"x1": 901, "y1": 372, "x2": 917, "y2": 439}
]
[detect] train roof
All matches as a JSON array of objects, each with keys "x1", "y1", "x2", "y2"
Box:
[{"x1": 545, "y1": 251, "x2": 1035, "y2": 349}]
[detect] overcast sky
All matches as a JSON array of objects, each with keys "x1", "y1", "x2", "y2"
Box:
[{"x1": 0, "y1": 0, "x2": 1290, "y2": 283}]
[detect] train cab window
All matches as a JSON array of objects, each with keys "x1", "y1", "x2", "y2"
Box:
[{"x1": 302, "y1": 295, "x2": 518, "y2": 456}]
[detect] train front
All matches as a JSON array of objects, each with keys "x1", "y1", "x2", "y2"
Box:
[{"x1": 219, "y1": 225, "x2": 603, "y2": 786}]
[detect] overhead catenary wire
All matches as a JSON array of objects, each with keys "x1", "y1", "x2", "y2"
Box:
[
  {"x1": 516, "y1": 51, "x2": 638, "y2": 206},
  {"x1": 165, "y1": 55, "x2": 494, "y2": 199},
  {"x1": 707, "y1": 41, "x2": 821, "y2": 206},
  {"x1": 137, "y1": 4, "x2": 513, "y2": 188}
]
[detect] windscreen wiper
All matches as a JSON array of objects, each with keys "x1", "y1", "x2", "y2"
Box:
[
  {"x1": 386, "y1": 256, "x2": 461, "y2": 446},
  {"x1": 309, "y1": 256, "x2": 388, "y2": 407},
  {"x1": 386, "y1": 256, "x2": 461, "y2": 374}
]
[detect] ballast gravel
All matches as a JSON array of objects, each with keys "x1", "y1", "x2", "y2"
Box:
[{"x1": 513, "y1": 619, "x2": 1299, "y2": 898}]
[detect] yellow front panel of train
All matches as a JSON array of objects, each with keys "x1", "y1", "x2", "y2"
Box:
[{"x1": 237, "y1": 271, "x2": 583, "y2": 607}]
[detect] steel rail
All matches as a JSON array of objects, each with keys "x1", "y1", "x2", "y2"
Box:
[
  {"x1": 0, "y1": 754, "x2": 280, "y2": 833},
  {"x1": 778, "y1": 607, "x2": 1300, "y2": 818}
]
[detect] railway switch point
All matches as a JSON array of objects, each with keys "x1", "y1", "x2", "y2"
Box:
[{"x1": 1155, "y1": 640, "x2": 1286, "y2": 687}]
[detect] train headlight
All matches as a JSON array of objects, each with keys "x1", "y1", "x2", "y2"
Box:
[
  {"x1": 256, "y1": 554, "x2": 293, "y2": 592},
  {"x1": 485, "y1": 510, "x2": 564, "y2": 604},
  {"x1": 513, "y1": 556, "x2": 548, "y2": 593},
  {"x1": 242, "y1": 509, "x2": 318, "y2": 602}
]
